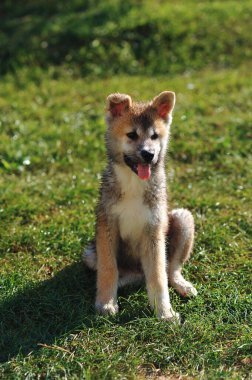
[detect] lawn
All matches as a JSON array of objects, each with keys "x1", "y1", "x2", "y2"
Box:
[
  {"x1": 0, "y1": 64, "x2": 251, "y2": 379},
  {"x1": 0, "y1": 0, "x2": 252, "y2": 379}
]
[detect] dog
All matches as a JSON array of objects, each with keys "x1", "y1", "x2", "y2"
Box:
[{"x1": 83, "y1": 91, "x2": 197, "y2": 322}]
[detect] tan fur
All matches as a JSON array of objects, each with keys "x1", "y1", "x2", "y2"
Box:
[
  {"x1": 111, "y1": 114, "x2": 133, "y2": 138},
  {"x1": 83, "y1": 91, "x2": 197, "y2": 321},
  {"x1": 153, "y1": 118, "x2": 167, "y2": 138},
  {"x1": 95, "y1": 212, "x2": 119, "y2": 314}
]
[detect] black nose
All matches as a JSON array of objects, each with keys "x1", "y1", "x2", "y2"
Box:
[{"x1": 141, "y1": 150, "x2": 154, "y2": 163}]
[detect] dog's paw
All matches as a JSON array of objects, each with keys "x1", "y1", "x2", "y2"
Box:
[
  {"x1": 159, "y1": 308, "x2": 181, "y2": 324},
  {"x1": 184, "y1": 283, "x2": 198, "y2": 297},
  {"x1": 172, "y1": 279, "x2": 198, "y2": 298},
  {"x1": 95, "y1": 300, "x2": 119, "y2": 315}
]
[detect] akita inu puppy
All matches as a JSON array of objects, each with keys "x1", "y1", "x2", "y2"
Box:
[{"x1": 83, "y1": 91, "x2": 197, "y2": 322}]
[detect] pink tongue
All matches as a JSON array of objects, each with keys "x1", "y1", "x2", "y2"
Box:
[{"x1": 137, "y1": 164, "x2": 151, "y2": 180}]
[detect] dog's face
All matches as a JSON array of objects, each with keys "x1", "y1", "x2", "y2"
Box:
[{"x1": 106, "y1": 91, "x2": 175, "y2": 180}]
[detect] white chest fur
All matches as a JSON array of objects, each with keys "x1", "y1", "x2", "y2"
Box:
[{"x1": 112, "y1": 165, "x2": 152, "y2": 241}]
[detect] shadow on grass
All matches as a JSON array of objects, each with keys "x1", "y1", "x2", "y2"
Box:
[
  {"x1": 0, "y1": 262, "x2": 96, "y2": 363},
  {"x1": 0, "y1": 261, "x2": 185, "y2": 363}
]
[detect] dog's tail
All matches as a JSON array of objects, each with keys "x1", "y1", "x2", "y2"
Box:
[{"x1": 82, "y1": 240, "x2": 97, "y2": 270}]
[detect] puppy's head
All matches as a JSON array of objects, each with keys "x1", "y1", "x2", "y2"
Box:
[{"x1": 105, "y1": 91, "x2": 175, "y2": 180}]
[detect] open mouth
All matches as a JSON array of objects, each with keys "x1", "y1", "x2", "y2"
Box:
[{"x1": 124, "y1": 155, "x2": 151, "y2": 180}]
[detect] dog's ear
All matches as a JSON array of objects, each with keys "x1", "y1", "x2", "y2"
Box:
[
  {"x1": 107, "y1": 93, "x2": 132, "y2": 117},
  {"x1": 152, "y1": 91, "x2": 176, "y2": 119}
]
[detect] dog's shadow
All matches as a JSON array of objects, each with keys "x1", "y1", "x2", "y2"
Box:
[
  {"x1": 0, "y1": 262, "x2": 187, "y2": 363},
  {"x1": 0, "y1": 262, "x2": 97, "y2": 363}
]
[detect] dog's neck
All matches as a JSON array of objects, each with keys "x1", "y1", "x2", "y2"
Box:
[{"x1": 113, "y1": 161, "x2": 166, "y2": 198}]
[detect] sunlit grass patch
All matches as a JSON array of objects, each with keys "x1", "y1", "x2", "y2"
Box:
[{"x1": 0, "y1": 63, "x2": 251, "y2": 378}]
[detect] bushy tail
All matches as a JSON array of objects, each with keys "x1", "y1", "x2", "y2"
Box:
[{"x1": 82, "y1": 240, "x2": 97, "y2": 270}]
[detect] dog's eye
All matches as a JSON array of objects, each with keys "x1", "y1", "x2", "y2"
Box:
[
  {"x1": 151, "y1": 132, "x2": 159, "y2": 140},
  {"x1": 126, "y1": 131, "x2": 138, "y2": 140}
]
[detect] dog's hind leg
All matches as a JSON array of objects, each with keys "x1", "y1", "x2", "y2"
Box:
[{"x1": 167, "y1": 208, "x2": 197, "y2": 297}]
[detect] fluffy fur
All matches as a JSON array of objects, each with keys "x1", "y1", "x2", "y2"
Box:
[{"x1": 83, "y1": 91, "x2": 197, "y2": 321}]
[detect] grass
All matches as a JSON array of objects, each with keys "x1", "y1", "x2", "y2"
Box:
[
  {"x1": 0, "y1": 62, "x2": 251, "y2": 379},
  {"x1": 1, "y1": 0, "x2": 252, "y2": 75},
  {"x1": 0, "y1": 1, "x2": 252, "y2": 377}
]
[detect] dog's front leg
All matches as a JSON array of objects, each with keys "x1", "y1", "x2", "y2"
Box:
[
  {"x1": 141, "y1": 228, "x2": 180, "y2": 322},
  {"x1": 95, "y1": 212, "x2": 119, "y2": 315}
]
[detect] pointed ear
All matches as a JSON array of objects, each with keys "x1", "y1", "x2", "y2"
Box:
[
  {"x1": 152, "y1": 91, "x2": 176, "y2": 119},
  {"x1": 107, "y1": 93, "x2": 132, "y2": 118}
]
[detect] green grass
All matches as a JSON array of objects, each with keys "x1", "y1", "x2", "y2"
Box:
[
  {"x1": 0, "y1": 62, "x2": 251, "y2": 379},
  {"x1": 1, "y1": 0, "x2": 252, "y2": 75},
  {"x1": 0, "y1": 1, "x2": 252, "y2": 377}
]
